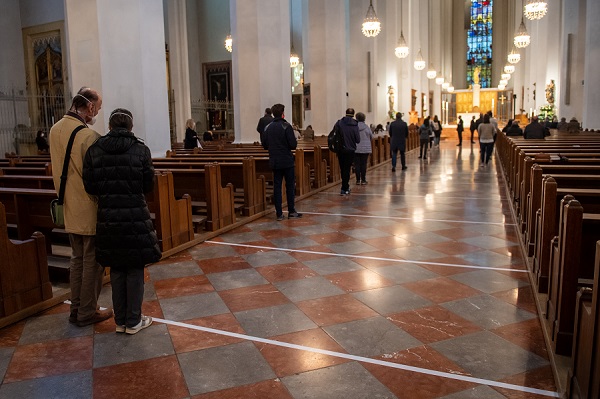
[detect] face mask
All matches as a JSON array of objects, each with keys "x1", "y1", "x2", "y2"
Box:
[{"x1": 88, "y1": 116, "x2": 97, "y2": 125}]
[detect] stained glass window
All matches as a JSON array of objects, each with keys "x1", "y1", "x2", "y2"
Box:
[{"x1": 467, "y1": 0, "x2": 493, "y2": 88}]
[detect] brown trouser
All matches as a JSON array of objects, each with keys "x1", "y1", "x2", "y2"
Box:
[{"x1": 69, "y1": 234, "x2": 105, "y2": 321}]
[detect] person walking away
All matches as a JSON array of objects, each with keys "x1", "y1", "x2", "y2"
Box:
[
  {"x1": 456, "y1": 115, "x2": 464, "y2": 146},
  {"x1": 332, "y1": 108, "x2": 360, "y2": 195},
  {"x1": 418, "y1": 118, "x2": 432, "y2": 160},
  {"x1": 36, "y1": 130, "x2": 49, "y2": 153},
  {"x1": 389, "y1": 112, "x2": 408, "y2": 171},
  {"x1": 256, "y1": 107, "x2": 273, "y2": 138},
  {"x1": 83, "y1": 108, "x2": 160, "y2": 334},
  {"x1": 184, "y1": 119, "x2": 200, "y2": 149},
  {"x1": 49, "y1": 87, "x2": 112, "y2": 326},
  {"x1": 469, "y1": 115, "x2": 476, "y2": 143},
  {"x1": 354, "y1": 112, "x2": 373, "y2": 184},
  {"x1": 478, "y1": 113, "x2": 495, "y2": 166},
  {"x1": 261, "y1": 103, "x2": 303, "y2": 220},
  {"x1": 432, "y1": 115, "x2": 442, "y2": 146}
]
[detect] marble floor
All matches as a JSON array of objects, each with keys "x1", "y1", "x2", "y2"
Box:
[{"x1": 0, "y1": 141, "x2": 560, "y2": 398}]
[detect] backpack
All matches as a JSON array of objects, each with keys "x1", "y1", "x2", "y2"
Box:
[{"x1": 328, "y1": 122, "x2": 345, "y2": 153}]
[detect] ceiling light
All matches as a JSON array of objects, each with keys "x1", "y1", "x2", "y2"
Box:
[{"x1": 362, "y1": 0, "x2": 381, "y2": 38}]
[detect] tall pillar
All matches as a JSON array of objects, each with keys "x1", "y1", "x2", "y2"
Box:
[
  {"x1": 167, "y1": 0, "x2": 192, "y2": 142},
  {"x1": 231, "y1": 0, "x2": 292, "y2": 144},
  {"x1": 0, "y1": 0, "x2": 26, "y2": 89},
  {"x1": 302, "y1": 0, "x2": 347, "y2": 134},
  {"x1": 582, "y1": 0, "x2": 600, "y2": 129},
  {"x1": 64, "y1": 0, "x2": 170, "y2": 156}
]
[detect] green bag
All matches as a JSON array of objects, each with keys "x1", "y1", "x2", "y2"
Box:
[{"x1": 50, "y1": 199, "x2": 64, "y2": 227}]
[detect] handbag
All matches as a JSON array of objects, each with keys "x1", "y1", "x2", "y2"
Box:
[{"x1": 50, "y1": 125, "x2": 86, "y2": 227}]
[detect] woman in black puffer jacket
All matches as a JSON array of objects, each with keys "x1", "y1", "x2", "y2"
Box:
[{"x1": 83, "y1": 108, "x2": 161, "y2": 334}]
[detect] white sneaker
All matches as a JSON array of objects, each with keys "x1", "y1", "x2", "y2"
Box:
[
  {"x1": 125, "y1": 315, "x2": 153, "y2": 335},
  {"x1": 115, "y1": 325, "x2": 126, "y2": 333}
]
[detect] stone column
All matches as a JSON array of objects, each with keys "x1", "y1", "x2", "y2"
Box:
[
  {"x1": 0, "y1": 0, "x2": 27, "y2": 90},
  {"x1": 230, "y1": 0, "x2": 292, "y2": 144},
  {"x1": 302, "y1": 0, "x2": 347, "y2": 134},
  {"x1": 64, "y1": 0, "x2": 171, "y2": 156},
  {"x1": 166, "y1": 0, "x2": 192, "y2": 142}
]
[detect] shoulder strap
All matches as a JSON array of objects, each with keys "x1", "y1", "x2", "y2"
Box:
[{"x1": 58, "y1": 125, "x2": 86, "y2": 204}]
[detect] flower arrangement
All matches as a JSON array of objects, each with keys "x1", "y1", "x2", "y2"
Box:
[{"x1": 539, "y1": 104, "x2": 555, "y2": 120}]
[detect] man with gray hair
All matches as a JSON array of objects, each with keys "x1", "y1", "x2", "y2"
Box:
[{"x1": 50, "y1": 87, "x2": 112, "y2": 326}]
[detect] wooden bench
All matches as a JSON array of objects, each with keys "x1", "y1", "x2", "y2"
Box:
[
  {"x1": 547, "y1": 198, "x2": 600, "y2": 355},
  {"x1": 0, "y1": 163, "x2": 52, "y2": 176},
  {"x1": 0, "y1": 202, "x2": 52, "y2": 318},
  {"x1": 0, "y1": 175, "x2": 54, "y2": 190},
  {"x1": 567, "y1": 241, "x2": 600, "y2": 399}
]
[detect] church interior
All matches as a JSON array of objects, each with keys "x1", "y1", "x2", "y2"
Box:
[{"x1": 0, "y1": 0, "x2": 599, "y2": 398}]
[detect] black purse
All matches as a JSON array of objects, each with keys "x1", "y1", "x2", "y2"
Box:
[{"x1": 50, "y1": 125, "x2": 86, "y2": 227}]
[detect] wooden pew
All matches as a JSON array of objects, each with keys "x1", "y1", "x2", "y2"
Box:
[
  {"x1": 0, "y1": 202, "x2": 53, "y2": 318},
  {"x1": 547, "y1": 198, "x2": 600, "y2": 355},
  {"x1": 525, "y1": 165, "x2": 600, "y2": 255},
  {"x1": 0, "y1": 163, "x2": 52, "y2": 176},
  {"x1": 0, "y1": 175, "x2": 54, "y2": 190},
  {"x1": 533, "y1": 184, "x2": 600, "y2": 293},
  {"x1": 0, "y1": 187, "x2": 57, "y2": 243},
  {"x1": 145, "y1": 171, "x2": 194, "y2": 251},
  {"x1": 567, "y1": 241, "x2": 600, "y2": 399}
]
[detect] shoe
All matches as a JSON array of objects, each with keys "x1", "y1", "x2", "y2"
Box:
[
  {"x1": 340, "y1": 190, "x2": 350, "y2": 196},
  {"x1": 417, "y1": 156, "x2": 421, "y2": 159},
  {"x1": 471, "y1": 141, "x2": 475, "y2": 143},
  {"x1": 288, "y1": 212, "x2": 303, "y2": 219},
  {"x1": 76, "y1": 309, "x2": 113, "y2": 327},
  {"x1": 126, "y1": 315, "x2": 153, "y2": 335},
  {"x1": 361, "y1": 181, "x2": 368, "y2": 185},
  {"x1": 116, "y1": 325, "x2": 126, "y2": 333},
  {"x1": 356, "y1": 180, "x2": 361, "y2": 185},
  {"x1": 69, "y1": 311, "x2": 78, "y2": 324},
  {"x1": 402, "y1": 166, "x2": 408, "y2": 170},
  {"x1": 423, "y1": 157, "x2": 427, "y2": 160},
  {"x1": 457, "y1": 144, "x2": 461, "y2": 146},
  {"x1": 392, "y1": 167, "x2": 396, "y2": 172},
  {"x1": 276, "y1": 214, "x2": 285, "y2": 221}
]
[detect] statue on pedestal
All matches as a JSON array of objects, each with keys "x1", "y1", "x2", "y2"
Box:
[
  {"x1": 473, "y1": 67, "x2": 480, "y2": 85},
  {"x1": 387, "y1": 85, "x2": 395, "y2": 118}
]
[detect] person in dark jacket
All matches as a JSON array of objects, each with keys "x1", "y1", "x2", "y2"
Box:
[
  {"x1": 506, "y1": 120, "x2": 523, "y2": 136},
  {"x1": 256, "y1": 107, "x2": 273, "y2": 137},
  {"x1": 261, "y1": 103, "x2": 302, "y2": 221},
  {"x1": 184, "y1": 119, "x2": 200, "y2": 149},
  {"x1": 36, "y1": 130, "x2": 49, "y2": 153},
  {"x1": 333, "y1": 108, "x2": 360, "y2": 196},
  {"x1": 456, "y1": 115, "x2": 464, "y2": 146},
  {"x1": 524, "y1": 116, "x2": 548, "y2": 139},
  {"x1": 469, "y1": 115, "x2": 476, "y2": 143},
  {"x1": 83, "y1": 108, "x2": 161, "y2": 335},
  {"x1": 389, "y1": 112, "x2": 408, "y2": 171},
  {"x1": 202, "y1": 130, "x2": 213, "y2": 141}
]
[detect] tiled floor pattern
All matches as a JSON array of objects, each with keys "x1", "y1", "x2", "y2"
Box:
[{"x1": 0, "y1": 142, "x2": 560, "y2": 398}]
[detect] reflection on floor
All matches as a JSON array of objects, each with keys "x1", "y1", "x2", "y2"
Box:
[{"x1": 0, "y1": 141, "x2": 560, "y2": 398}]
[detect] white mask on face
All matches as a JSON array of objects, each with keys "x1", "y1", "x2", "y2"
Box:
[{"x1": 88, "y1": 115, "x2": 97, "y2": 125}]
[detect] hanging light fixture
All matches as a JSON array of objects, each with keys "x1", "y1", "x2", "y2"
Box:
[
  {"x1": 507, "y1": 47, "x2": 521, "y2": 64},
  {"x1": 498, "y1": 84, "x2": 506, "y2": 90},
  {"x1": 289, "y1": 6, "x2": 300, "y2": 68},
  {"x1": 504, "y1": 64, "x2": 515, "y2": 74},
  {"x1": 394, "y1": 1, "x2": 408, "y2": 58},
  {"x1": 501, "y1": 73, "x2": 512, "y2": 81},
  {"x1": 447, "y1": 85, "x2": 454, "y2": 93},
  {"x1": 414, "y1": 49, "x2": 426, "y2": 70},
  {"x1": 224, "y1": 33, "x2": 232, "y2": 52},
  {"x1": 442, "y1": 81, "x2": 450, "y2": 90},
  {"x1": 426, "y1": 64, "x2": 437, "y2": 79},
  {"x1": 499, "y1": 79, "x2": 509, "y2": 86},
  {"x1": 524, "y1": 0, "x2": 547, "y2": 20},
  {"x1": 362, "y1": 0, "x2": 381, "y2": 38},
  {"x1": 435, "y1": 76, "x2": 444, "y2": 85},
  {"x1": 514, "y1": 7, "x2": 530, "y2": 49}
]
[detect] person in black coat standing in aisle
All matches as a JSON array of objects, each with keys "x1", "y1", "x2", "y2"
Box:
[
  {"x1": 333, "y1": 108, "x2": 361, "y2": 196},
  {"x1": 456, "y1": 115, "x2": 464, "y2": 146},
  {"x1": 389, "y1": 112, "x2": 408, "y2": 171},
  {"x1": 261, "y1": 103, "x2": 302, "y2": 221},
  {"x1": 83, "y1": 108, "x2": 161, "y2": 335},
  {"x1": 469, "y1": 115, "x2": 476, "y2": 144},
  {"x1": 256, "y1": 108, "x2": 273, "y2": 138}
]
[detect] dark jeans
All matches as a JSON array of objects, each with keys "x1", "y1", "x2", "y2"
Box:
[
  {"x1": 419, "y1": 139, "x2": 429, "y2": 158},
  {"x1": 470, "y1": 129, "x2": 475, "y2": 142},
  {"x1": 457, "y1": 130, "x2": 463, "y2": 145},
  {"x1": 273, "y1": 166, "x2": 296, "y2": 216},
  {"x1": 337, "y1": 150, "x2": 354, "y2": 192},
  {"x1": 354, "y1": 153, "x2": 369, "y2": 182},
  {"x1": 390, "y1": 147, "x2": 406, "y2": 168},
  {"x1": 480, "y1": 142, "x2": 494, "y2": 164},
  {"x1": 111, "y1": 267, "x2": 144, "y2": 328}
]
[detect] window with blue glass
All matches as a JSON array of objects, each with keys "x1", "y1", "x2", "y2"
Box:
[{"x1": 467, "y1": 0, "x2": 493, "y2": 88}]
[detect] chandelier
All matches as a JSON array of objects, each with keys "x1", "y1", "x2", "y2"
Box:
[
  {"x1": 447, "y1": 85, "x2": 454, "y2": 93},
  {"x1": 498, "y1": 84, "x2": 506, "y2": 90},
  {"x1": 501, "y1": 73, "x2": 511, "y2": 81},
  {"x1": 395, "y1": 31, "x2": 409, "y2": 58},
  {"x1": 435, "y1": 76, "x2": 444, "y2": 85},
  {"x1": 514, "y1": 17, "x2": 530, "y2": 48},
  {"x1": 426, "y1": 64, "x2": 436, "y2": 79},
  {"x1": 362, "y1": 0, "x2": 381, "y2": 38},
  {"x1": 414, "y1": 49, "x2": 426, "y2": 71},
  {"x1": 442, "y1": 81, "x2": 450, "y2": 90},
  {"x1": 507, "y1": 47, "x2": 521, "y2": 64},
  {"x1": 524, "y1": 0, "x2": 547, "y2": 20},
  {"x1": 499, "y1": 79, "x2": 508, "y2": 86},
  {"x1": 504, "y1": 64, "x2": 515, "y2": 74},
  {"x1": 224, "y1": 34, "x2": 232, "y2": 52}
]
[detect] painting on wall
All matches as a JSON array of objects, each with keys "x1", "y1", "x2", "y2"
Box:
[{"x1": 203, "y1": 61, "x2": 231, "y2": 102}]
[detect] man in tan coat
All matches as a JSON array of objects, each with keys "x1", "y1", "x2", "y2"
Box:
[{"x1": 50, "y1": 87, "x2": 112, "y2": 326}]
